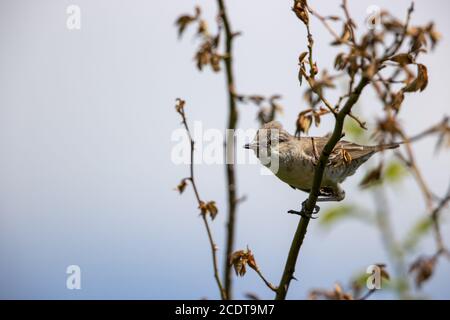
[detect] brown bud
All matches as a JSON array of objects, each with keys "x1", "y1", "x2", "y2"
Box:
[{"x1": 292, "y1": 0, "x2": 309, "y2": 25}]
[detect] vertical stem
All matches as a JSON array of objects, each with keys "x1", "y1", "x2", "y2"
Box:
[
  {"x1": 217, "y1": 0, "x2": 238, "y2": 299},
  {"x1": 202, "y1": 215, "x2": 228, "y2": 300},
  {"x1": 176, "y1": 102, "x2": 227, "y2": 299}
]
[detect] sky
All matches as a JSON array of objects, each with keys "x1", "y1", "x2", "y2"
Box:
[{"x1": 0, "y1": 0, "x2": 449, "y2": 299}]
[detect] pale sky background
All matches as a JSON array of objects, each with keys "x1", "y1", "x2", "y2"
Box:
[{"x1": 0, "y1": 0, "x2": 449, "y2": 299}]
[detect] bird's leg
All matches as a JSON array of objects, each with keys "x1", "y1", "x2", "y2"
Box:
[
  {"x1": 288, "y1": 200, "x2": 320, "y2": 219},
  {"x1": 288, "y1": 185, "x2": 345, "y2": 218}
]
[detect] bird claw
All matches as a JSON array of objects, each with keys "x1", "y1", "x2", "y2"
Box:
[
  {"x1": 287, "y1": 201, "x2": 320, "y2": 219},
  {"x1": 287, "y1": 210, "x2": 318, "y2": 219}
]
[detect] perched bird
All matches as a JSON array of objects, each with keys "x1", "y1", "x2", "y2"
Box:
[{"x1": 244, "y1": 121, "x2": 399, "y2": 216}]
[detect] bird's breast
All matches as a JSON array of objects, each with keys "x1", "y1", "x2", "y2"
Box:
[
  {"x1": 273, "y1": 156, "x2": 316, "y2": 190},
  {"x1": 269, "y1": 155, "x2": 357, "y2": 189}
]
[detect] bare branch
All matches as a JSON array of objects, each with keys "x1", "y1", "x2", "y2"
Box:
[
  {"x1": 300, "y1": 68, "x2": 337, "y2": 115},
  {"x1": 255, "y1": 267, "x2": 278, "y2": 292},
  {"x1": 382, "y1": 2, "x2": 414, "y2": 61},
  {"x1": 217, "y1": 0, "x2": 239, "y2": 299},
  {"x1": 175, "y1": 99, "x2": 227, "y2": 300},
  {"x1": 307, "y1": 6, "x2": 345, "y2": 45}
]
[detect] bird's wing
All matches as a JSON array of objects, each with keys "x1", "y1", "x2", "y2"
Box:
[{"x1": 301, "y1": 137, "x2": 376, "y2": 166}]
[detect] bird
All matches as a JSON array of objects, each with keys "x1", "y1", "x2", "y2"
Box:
[{"x1": 244, "y1": 121, "x2": 399, "y2": 218}]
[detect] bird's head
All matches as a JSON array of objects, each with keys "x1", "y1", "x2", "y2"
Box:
[{"x1": 244, "y1": 121, "x2": 291, "y2": 159}]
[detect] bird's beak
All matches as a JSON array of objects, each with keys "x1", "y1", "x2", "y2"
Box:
[{"x1": 244, "y1": 143, "x2": 258, "y2": 149}]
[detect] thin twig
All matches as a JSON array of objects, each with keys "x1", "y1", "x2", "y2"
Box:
[
  {"x1": 176, "y1": 99, "x2": 227, "y2": 300},
  {"x1": 399, "y1": 130, "x2": 434, "y2": 210},
  {"x1": 373, "y1": 67, "x2": 450, "y2": 281},
  {"x1": 307, "y1": 6, "x2": 345, "y2": 45},
  {"x1": 300, "y1": 68, "x2": 337, "y2": 115},
  {"x1": 382, "y1": 2, "x2": 414, "y2": 61},
  {"x1": 348, "y1": 112, "x2": 367, "y2": 130},
  {"x1": 341, "y1": 0, "x2": 357, "y2": 46},
  {"x1": 306, "y1": 24, "x2": 316, "y2": 78},
  {"x1": 217, "y1": 0, "x2": 239, "y2": 300},
  {"x1": 407, "y1": 116, "x2": 449, "y2": 143},
  {"x1": 430, "y1": 183, "x2": 450, "y2": 259},
  {"x1": 359, "y1": 289, "x2": 376, "y2": 300},
  {"x1": 254, "y1": 268, "x2": 278, "y2": 292}
]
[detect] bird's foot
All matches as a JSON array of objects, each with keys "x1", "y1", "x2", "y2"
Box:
[{"x1": 288, "y1": 200, "x2": 320, "y2": 219}]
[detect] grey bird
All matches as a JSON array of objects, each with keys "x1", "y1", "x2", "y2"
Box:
[{"x1": 244, "y1": 121, "x2": 399, "y2": 215}]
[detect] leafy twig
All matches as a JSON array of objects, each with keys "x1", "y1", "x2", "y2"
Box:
[{"x1": 175, "y1": 98, "x2": 227, "y2": 300}]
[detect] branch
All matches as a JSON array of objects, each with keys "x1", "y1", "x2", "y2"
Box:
[
  {"x1": 358, "y1": 289, "x2": 376, "y2": 300},
  {"x1": 396, "y1": 118, "x2": 450, "y2": 257},
  {"x1": 407, "y1": 116, "x2": 449, "y2": 144},
  {"x1": 277, "y1": 2, "x2": 371, "y2": 299},
  {"x1": 341, "y1": 0, "x2": 357, "y2": 46},
  {"x1": 254, "y1": 267, "x2": 278, "y2": 292},
  {"x1": 382, "y1": 2, "x2": 414, "y2": 61},
  {"x1": 275, "y1": 77, "x2": 370, "y2": 300},
  {"x1": 300, "y1": 68, "x2": 337, "y2": 115},
  {"x1": 348, "y1": 112, "x2": 367, "y2": 130},
  {"x1": 430, "y1": 183, "x2": 450, "y2": 259},
  {"x1": 398, "y1": 130, "x2": 434, "y2": 210},
  {"x1": 217, "y1": 0, "x2": 239, "y2": 300},
  {"x1": 175, "y1": 99, "x2": 227, "y2": 300},
  {"x1": 301, "y1": 4, "x2": 366, "y2": 130},
  {"x1": 307, "y1": 6, "x2": 347, "y2": 45},
  {"x1": 305, "y1": 24, "x2": 316, "y2": 78}
]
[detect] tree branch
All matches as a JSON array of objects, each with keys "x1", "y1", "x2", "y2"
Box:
[
  {"x1": 255, "y1": 267, "x2": 278, "y2": 292},
  {"x1": 275, "y1": 77, "x2": 370, "y2": 300},
  {"x1": 341, "y1": 0, "x2": 357, "y2": 46},
  {"x1": 395, "y1": 118, "x2": 450, "y2": 258},
  {"x1": 175, "y1": 99, "x2": 227, "y2": 300},
  {"x1": 300, "y1": 68, "x2": 337, "y2": 115},
  {"x1": 399, "y1": 130, "x2": 434, "y2": 209},
  {"x1": 430, "y1": 183, "x2": 450, "y2": 259},
  {"x1": 217, "y1": 0, "x2": 239, "y2": 300},
  {"x1": 382, "y1": 2, "x2": 414, "y2": 61},
  {"x1": 307, "y1": 6, "x2": 347, "y2": 45}
]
